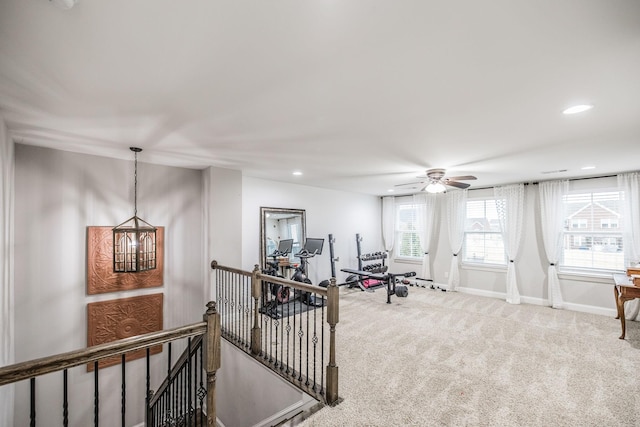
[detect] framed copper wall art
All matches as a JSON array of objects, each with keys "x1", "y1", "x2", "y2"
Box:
[
  {"x1": 87, "y1": 226, "x2": 164, "y2": 295},
  {"x1": 87, "y1": 293, "x2": 163, "y2": 370}
]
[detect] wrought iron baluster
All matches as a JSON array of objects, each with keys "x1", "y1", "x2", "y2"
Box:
[
  {"x1": 145, "y1": 348, "x2": 150, "y2": 427},
  {"x1": 292, "y1": 297, "x2": 297, "y2": 379},
  {"x1": 121, "y1": 354, "x2": 126, "y2": 427},
  {"x1": 236, "y1": 272, "x2": 240, "y2": 342},
  {"x1": 198, "y1": 341, "x2": 205, "y2": 427},
  {"x1": 30, "y1": 377, "x2": 35, "y2": 427},
  {"x1": 279, "y1": 293, "x2": 285, "y2": 371},
  {"x1": 274, "y1": 316, "x2": 279, "y2": 368},
  {"x1": 285, "y1": 299, "x2": 291, "y2": 374},
  {"x1": 321, "y1": 297, "x2": 325, "y2": 396},
  {"x1": 178, "y1": 367, "x2": 183, "y2": 424},
  {"x1": 187, "y1": 337, "x2": 193, "y2": 425},
  {"x1": 94, "y1": 361, "x2": 99, "y2": 427},
  {"x1": 263, "y1": 314, "x2": 269, "y2": 361},
  {"x1": 167, "y1": 342, "x2": 172, "y2": 424},
  {"x1": 312, "y1": 294, "x2": 318, "y2": 391},
  {"x1": 305, "y1": 297, "x2": 310, "y2": 386},
  {"x1": 298, "y1": 297, "x2": 304, "y2": 382},
  {"x1": 63, "y1": 369, "x2": 69, "y2": 426}
]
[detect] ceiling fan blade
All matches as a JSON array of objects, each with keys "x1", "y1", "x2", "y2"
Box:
[
  {"x1": 445, "y1": 181, "x2": 470, "y2": 189},
  {"x1": 446, "y1": 175, "x2": 477, "y2": 181},
  {"x1": 395, "y1": 181, "x2": 425, "y2": 187}
]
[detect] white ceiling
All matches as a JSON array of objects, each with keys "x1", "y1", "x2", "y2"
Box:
[{"x1": 1, "y1": 0, "x2": 639, "y2": 195}]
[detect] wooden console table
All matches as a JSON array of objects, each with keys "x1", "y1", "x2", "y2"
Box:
[{"x1": 612, "y1": 273, "x2": 640, "y2": 339}]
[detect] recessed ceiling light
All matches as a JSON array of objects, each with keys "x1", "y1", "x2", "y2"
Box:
[
  {"x1": 292, "y1": 171, "x2": 303, "y2": 176},
  {"x1": 581, "y1": 166, "x2": 596, "y2": 170},
  {"x1": 563, "y1": 104, "x2": 593, "y2": 115},
  {"x1": 387, "y1": 189, "x2": 395, "y2": 192}
]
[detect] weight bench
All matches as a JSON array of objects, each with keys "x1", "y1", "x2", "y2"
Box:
[{"x1": 341, "y1": 268, "x2": 416, "y2": 304}]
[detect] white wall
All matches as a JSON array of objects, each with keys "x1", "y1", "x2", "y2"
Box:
[
  {"x1": 13, "y1": 145, "x2": 204, "y2": 427},
  {"x1": 242, "y1": 176, "x2": 383, "y2": 284}
]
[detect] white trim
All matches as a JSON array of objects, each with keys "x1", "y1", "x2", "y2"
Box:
[
  {"x1": 455, "y1": 286, "x2": 616, "y2": 317},
  {"x1": 455, "y1": 286, "x2": 504, "y2": 300},
  {"x1": 252, "y1": 394, "x2": 317, "y2": 427},
  {"x1": 563, "y1": 302, "x2": 617, "y2": 317}
]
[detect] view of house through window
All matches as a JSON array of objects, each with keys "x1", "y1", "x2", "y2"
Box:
[
  {"x1": 464, "y1": 199, "x2": 506, "y2": 265},
  {"x1": 561, "y1": 191, "x2": 624, "y2": 271},
  {"x1": 395, "y1": 203, "x2": 422, "y2": 258}
]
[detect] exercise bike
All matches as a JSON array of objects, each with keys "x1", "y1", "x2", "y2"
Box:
[
  {"x1": 291, "y1": 238, "x2": 327, "y2": 306},
  {"x1": 259, "y1": 239, "x2": 294, "y2": 318}
]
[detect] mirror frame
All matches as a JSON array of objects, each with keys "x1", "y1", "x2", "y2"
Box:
[{"x1": 260, "y1": 207, "x2": 306, "y2": 269}]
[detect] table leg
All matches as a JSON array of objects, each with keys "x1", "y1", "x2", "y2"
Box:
[
  {"x1": 617, "y1": 296, "x2": 627, "y2": 340},
  {"x1": 614, "y1": 286, "x2": 621, "y2": 319}
]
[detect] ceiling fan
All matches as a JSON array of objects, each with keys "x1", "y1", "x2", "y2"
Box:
[{"x1": 396, "y1": 168, "x2": 477, "y2": 193}]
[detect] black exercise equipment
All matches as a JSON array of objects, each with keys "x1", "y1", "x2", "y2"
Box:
[
  {"x1": 259, "y1": 239, "x2": 294, "y2": 318},
  {"x1": 341, "y1": 268, "x2": 416, "y2": 303},
  {"x1": 291, "y1": 237, "x2": 326, "y2": 306}
]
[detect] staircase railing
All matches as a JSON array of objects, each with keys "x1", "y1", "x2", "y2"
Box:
[
  {"x1": 0, "y1": 302, "x2": 221, "y2": 427},
  {"x1": 147, "y1": 334, "x2": 205, "y2": 426},
  {"x1": 211, "y1": 261, "x2": 339, "y2": 405}
]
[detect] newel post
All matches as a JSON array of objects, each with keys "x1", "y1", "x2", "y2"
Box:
[
  {"x1": 326, "y1": 277, "x2": 339, "y2": 405},
  {"x1": 251, "y1": 264, "x2": 262, "y2": 355},
  {"x1": 204, "y1": 301, "x2": 221, "y2": 427}
]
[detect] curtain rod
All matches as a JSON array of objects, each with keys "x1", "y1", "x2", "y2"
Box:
[{"x1": 468, "y1": 173, "x2": 622, "y2": 191}]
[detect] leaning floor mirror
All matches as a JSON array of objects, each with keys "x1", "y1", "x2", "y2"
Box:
[{"x1": 260, "y1": 207, "x2": 306, "y2": 271}]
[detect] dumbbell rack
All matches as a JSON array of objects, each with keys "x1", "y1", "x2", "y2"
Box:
[
  {"x1": 356, "y1": 233, "x2": 388, "y2": 273},
  {"x1": 355, "y1": 234, "x2": 388, "y2": 290}
]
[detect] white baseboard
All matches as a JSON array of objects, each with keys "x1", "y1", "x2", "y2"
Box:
[
  {"x1": 453, "y1": 286, "x2": 616, "y2": 318},
  {"x1": 251, "y1": 393, "x2": 317, "y2": 427},
  {"x1": 563, "y1": 302, "x2": 617, "y2": 317}
]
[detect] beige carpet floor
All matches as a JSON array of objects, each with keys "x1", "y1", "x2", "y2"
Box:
[{"x1": 299, "y1": 286, "x2": 640, "y2": 427}]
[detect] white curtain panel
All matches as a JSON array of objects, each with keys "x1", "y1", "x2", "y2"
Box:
[
  {"x1": 494, "y1": 183, "x2": 525, "y2": 304},
  {"x1": 0, "y1": 117, "x2": 14, "y2": 427},
  {"x1": 413, "y1": 193, "x2": 437, "y2": 280},
  {"x1": 539, "y1": 180, "x2": 569, "y2": 309},
  {"x1": 446, "y1": 189, "x2": 467, "y2": 291},
  {"x1": 382, "y1": 196, "x2": 395, "y2": 252},
  {"x1": 617, "y1": 172, "x2": 640, "y2": 320}
]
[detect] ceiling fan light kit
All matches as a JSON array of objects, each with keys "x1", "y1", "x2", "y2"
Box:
[{"x1": 425, "y1": 182, "x2": 446, "y2": 193}]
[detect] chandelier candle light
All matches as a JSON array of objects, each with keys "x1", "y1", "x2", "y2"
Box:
[{"x1": 113, "y1": 147, "x2": 157, "y2": 273}]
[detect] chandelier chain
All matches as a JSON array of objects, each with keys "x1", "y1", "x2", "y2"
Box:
[{"x1": 134, "y1": 150, "x2": 138, "y2": 217}]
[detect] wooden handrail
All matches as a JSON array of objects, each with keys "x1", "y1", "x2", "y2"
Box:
[
  {"x1": 255, "y1": 273, "x2": 329, "y2": 296},
  {"x1": 211, "y1": 260, "x2": 252, "y2": 277},
  {"x1": 0, "y1": 322, "x2": 207, "y2": 387}
]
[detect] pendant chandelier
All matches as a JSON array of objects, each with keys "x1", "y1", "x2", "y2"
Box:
[{"x1": 113, "y1": 147, "x2": 157, "y2": 273}]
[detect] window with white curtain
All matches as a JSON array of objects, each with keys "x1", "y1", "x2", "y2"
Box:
[
  {"x1": 561, "y1": 190, "x2": 624, "y2": 271},
  {"x1": 463, "y1": 198, "x2": 506, "y2": 265},
  {"x1": 395, "y1": 203, "x2": 422, "y2": 259}
]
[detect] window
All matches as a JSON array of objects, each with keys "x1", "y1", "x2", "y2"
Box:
[
  {"x1": 395, "y1": 203, "x2": 422, "y2": 259},
  {"x1": 571, "y1": 219, "x2": 587, "y2": 229},
  {"x1": 561, "y1": 191, "x2": 623, "y2": 271},
  {"x1": 463, "y1": 199, "x2": 506, "y2": 265}
]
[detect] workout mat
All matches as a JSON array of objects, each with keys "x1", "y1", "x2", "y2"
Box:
[{"x1": 262, "y1": 297, "x2": 326, "y2": 320}]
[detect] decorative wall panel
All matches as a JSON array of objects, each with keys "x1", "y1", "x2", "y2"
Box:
[
  {"x1": 87, "y1": 293, "x2": 163, "y2": 370},
  {"x1": 87, "y1": 226, "x2": 164, "y2": 295}
]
